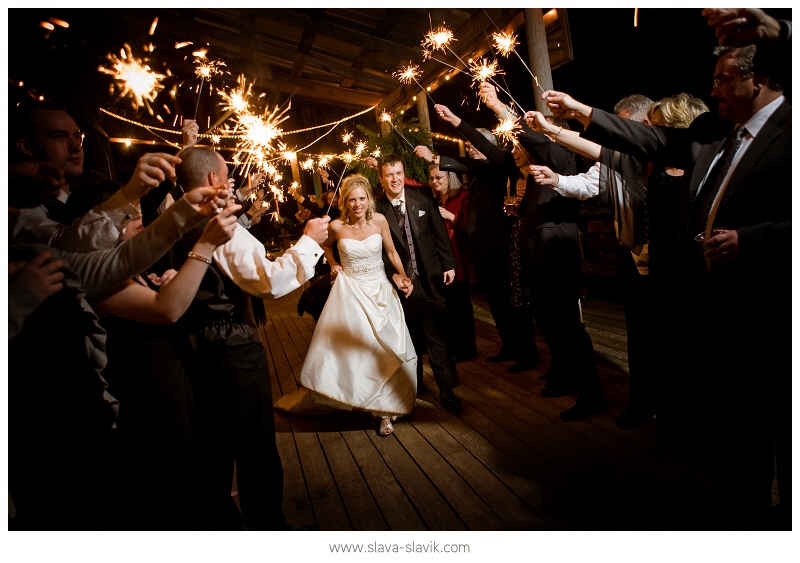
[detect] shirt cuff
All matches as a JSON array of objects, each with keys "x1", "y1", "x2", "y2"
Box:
[{"x1": 97, "y1": 188, "x2": 141, "y2": 227}]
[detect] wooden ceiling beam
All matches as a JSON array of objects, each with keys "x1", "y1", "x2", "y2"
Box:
[
  {"x1": 148, "y1": 10, "x2": 397, "y2": 91},
  {"x1": 258, "y1": 9, "x2": 422, "y2": 62},
  {"x1": 291, "y1": 29, "x2": 318, "y2": 77}
]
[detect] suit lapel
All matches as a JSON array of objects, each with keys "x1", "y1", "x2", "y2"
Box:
[
  {"x1": 690, "y1": 136, "x2": 728, "y2": 202},
  {"x1": 405, "y1": 194, "x2": 421, "y2": 241},
  {"x1": 381, "y1": 198, "x2": 405, "y2": 247},
  {"x1": 720, "y1": 102, "x2": 789, "y2": 207}
]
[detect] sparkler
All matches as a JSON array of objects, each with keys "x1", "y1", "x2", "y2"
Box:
[
  {"x1": 488, "y1": 25, "x2": 545, "y2": 94},
  {"x1": 468, "y1": 57, "x2": 502, "y2": 87},
  {"x1": 326, "y1": 158, "x2": 352, "y2": 217},
  {"x1": 379, "y1": 110, "x2": 415, "y2": 149},
  {"x1": 218, "y1": 78, "x2": 291, "y2": 177},
  {"x1": 193, "y1": 52, "x2": 226, "y2": 120},
  {"x1": 393, "y1": 62, "x2": 437, "y2": 104},
  {"x1": 492, "y1": 115, "x2": 522, "y2": 146},
  {"x1": 99, "y1": 43, "x2": 166, "y2": 113},
  {"x1": 421, "y1": 24, "x2": 470, "y2": 71}
]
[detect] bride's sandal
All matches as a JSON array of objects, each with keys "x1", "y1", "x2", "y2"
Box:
[{"x1": 379, "y1": 417, "x2": 394, "y2": 437}]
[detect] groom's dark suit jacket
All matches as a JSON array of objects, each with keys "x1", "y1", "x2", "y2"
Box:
[{"x1": 376, "y1": 187, "x2": 456, "y2": 301}]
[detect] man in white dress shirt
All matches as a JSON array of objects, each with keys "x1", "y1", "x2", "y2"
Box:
[{"x1": 173, "y1": 146, "x2": 329, "y2": 530}]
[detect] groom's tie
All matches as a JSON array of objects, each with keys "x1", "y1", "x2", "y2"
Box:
[{"x1": 393, "y1": 200, "x2": 418, "y2": 276}]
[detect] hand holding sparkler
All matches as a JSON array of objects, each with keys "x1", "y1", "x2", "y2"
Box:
[
  {"x1": 528, "y1": 165, "x2": 560, "y2": 188},
  {"x1": 120, "y1": 153, "x2": 183, "y2": 204},
  {"x1": 541, "y1": 90, "x2": 593, "y2": 128},
  {"x1": 198, "y1": 204, "x2": 241, "y2": 249},
  {"x1": 478, "y1": 82, "x2": 509, "y2": 116},
  {"x1": 523, "y1": 111, "x2": 551, "y2": 135},
  {"x1": 413, "y1": 145, "x2": 436, "y2": 164},
  {"x1": 302, "y1": 215, "x2": 332, "y2": 245},
  {"x1": 181, "y1": 119, "x2": 199, "y2": 148},
  {"x1": 183, "y1": 183, "x2": 232, "y2": 218},
  {"x1": 433, "y1": 104, "x2": 461, "y2": 127}
]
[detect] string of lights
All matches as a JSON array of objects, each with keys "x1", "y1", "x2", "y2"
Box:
[{"x1": 99, "y1": 104, "x2": 378, "y2": 140}]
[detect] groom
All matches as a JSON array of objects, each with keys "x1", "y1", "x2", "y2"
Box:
[{"x1": 374, "y1": 154, "x2": 462, "y2": 412}]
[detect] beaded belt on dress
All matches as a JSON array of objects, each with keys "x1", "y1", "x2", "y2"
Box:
[{"x1": 343, "y1": 261, "x2": 384, "y2": 275}]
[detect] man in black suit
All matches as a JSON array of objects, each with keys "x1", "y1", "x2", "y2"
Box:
[
  {"x1": 374, "y1": 154, "x2": 462, "y2": 412},
  {"x1": 413, "y1": 134, "x2": 541, "y2": 373},
  {"x1": 434, "y1": 100, "x2": 606, "y2": 422},
  {"x1": 543, "y1": 31, "x2": 790, "y2": 527}
]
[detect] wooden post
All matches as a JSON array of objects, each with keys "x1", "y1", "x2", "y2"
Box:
[
  {"x1": 288, "y1": 152, "x2": 302, "y2": 194},
  {"x1": 416, "y1": 92, "x2": 431, "y2": 140},
  {"x1": 376, "y1": 107, "x2": 391, "y2": 137},
  {"x1": 523, "y1": 8, "x2": 554, "y2": 114}
]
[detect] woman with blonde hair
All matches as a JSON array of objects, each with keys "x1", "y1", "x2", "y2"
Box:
[{"x1": 275, "y1": 174, "x2": 417, "y2": 436}]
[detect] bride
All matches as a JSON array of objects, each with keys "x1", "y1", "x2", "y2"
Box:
[{"x1": 274, "y1": 174, "x2": 417, "y2": 436}]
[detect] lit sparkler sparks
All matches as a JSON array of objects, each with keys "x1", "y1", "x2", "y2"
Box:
[
  {"x1": 195, "y1": 58, "x2": 226, "y2": 80},
  {"x1": 218, "y1": 77, "x2": 291, "y2": 177},
  {"x1": 393, "y1": 63, "x2": 421, "y2": 85},
  {"x1": 469, "y1": 58, "x2": 502, "y2": 86},
  {"x1": 342, "y1": 131, "x2": 353, "y2": 144},
  {"x1": 421, "y1": 26, "x2": 456, "y2": 54},
  {"x1": 301, "y1": 157, "x2": 315, "y2": 171},
  {"x1": 378, "y1": 109, "x2": 414, "y2": 149},
  {"x1": 353, "y1": 140, "x2": 367, "y2": 156},
  {"x1": 99, "y1": 43, "x2": 166, "y2": 112},
  {"x1": 393, "y1": 63, "x2": 437, "y2": 103},
  {"x1": 370, "y1": 148, "x2": 381, "y2": 158},
  {"x1": 492, "y1": 31, "x2": 519, "y2": 58},
  {"x1": 492, "y1": 116, "x2": 522, "y2": 145},
  {"x1": 340, "y1": 151, "x2": 355, "y2": 165}
]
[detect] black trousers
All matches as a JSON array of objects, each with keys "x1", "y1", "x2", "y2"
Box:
[
  {"x1": 401, "y1": 277, "x2": 459, "y2": 390},
  {"x1": 616, "y1": 249, "x2": 658, "y2": 414},
  {"x1": 444, "y1": 278, "x2": 477, "y2": 360},
  {"x1": 528, "y1": 268, "x2": 602, "y2": 401},
  {"x1": 185, "y1": 340, "x2": 286, "y2": 531},
  {"x1": 106, "y1": 337, "x2": 208, "y2": 530}
]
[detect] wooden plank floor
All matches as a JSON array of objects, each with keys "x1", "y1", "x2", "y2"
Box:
[{"x1": 256, "y1": 286, "x2": 770, "y2": 531}]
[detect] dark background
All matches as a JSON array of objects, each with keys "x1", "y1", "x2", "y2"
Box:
[{"x1": 7, "y1": 8, "x2": 792, "y2": 178}]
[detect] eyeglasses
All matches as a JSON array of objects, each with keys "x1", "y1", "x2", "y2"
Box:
[
  {"x1": 47, "y1": 131, "x2": 85, "y2": 146},
  {"x1": 712, "y1": 72, "x2": 751, "y2": 90},
  {"x1": 430, "y1": 174, "x2": 448, "y2": 182}
]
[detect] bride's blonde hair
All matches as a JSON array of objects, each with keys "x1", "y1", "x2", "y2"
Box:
[{"x1": 339, "y1": 174, "x2": 375, "y2": 224}]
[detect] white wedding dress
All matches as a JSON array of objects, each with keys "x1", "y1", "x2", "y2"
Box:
[{"x1": 274, "y1": 233, "x2": 417, "y2": 417}]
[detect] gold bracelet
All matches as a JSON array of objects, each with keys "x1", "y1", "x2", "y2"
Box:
[{"x1": 187, "y1": 251, "x2": 212, "y2": 265}]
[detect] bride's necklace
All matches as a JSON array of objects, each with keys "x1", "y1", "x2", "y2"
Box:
[{"x1": 349, "y1": 219, "x2": 367, "y2": 230}]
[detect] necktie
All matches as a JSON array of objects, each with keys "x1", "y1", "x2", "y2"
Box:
[
  {"x1": 689, "y1": 125, "x2": 746, "y2": 235},
  {"x1": 393, "y1": 201, "x2": 418, "y2": 276}
]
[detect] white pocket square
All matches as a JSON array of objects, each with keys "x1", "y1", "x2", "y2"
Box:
[{"x1": 419, "y1": 210, "x2": 426, "y2": 217}]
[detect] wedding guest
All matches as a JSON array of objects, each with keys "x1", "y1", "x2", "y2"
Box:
[
  {"x1": 8, "y1": 183, "x2": 229, "y2": 529},
  {"x1": 428, "y1": 163, "x2": 477, "y2": 363},
  {"x1": 11, "y1": 101, "x2": 182, "y2": 252},
  {"x1": 171, "y1": 146, "x2": 329, "y2": 530},
  {"x1": 413, "y1": 138, "x2": 523, "y2": 368},
  {"x1": 541, "y1": 32, "x2": 790, "y2": 526}
]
